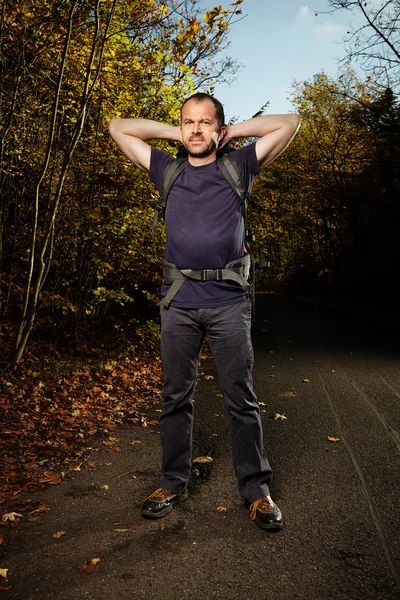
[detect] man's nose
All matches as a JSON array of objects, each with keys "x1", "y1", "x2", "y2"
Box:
[{"x1": 192, "y1": 122, "x2": 201, "y2": 134}]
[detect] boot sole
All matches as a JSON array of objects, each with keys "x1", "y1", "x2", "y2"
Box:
[
  {"x1": 141, "y1": 489, "x2": 189, "y2": 519},
  {"x1": 254, "y1": 516, "x2": 284, "y2": 531}
]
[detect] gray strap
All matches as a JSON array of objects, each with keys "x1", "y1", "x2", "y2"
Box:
[
  {"x1": 218, "y1": 155, "x2": 246, "y2": 204},
  {"x1": 161, "y1": 255, "x2": 251, "y2": 308},
  {"x1": 180, "y1": 268, "x2": 249, "y2": 288},
  {"x1": 160, "y1": 279, "x2": 186, "y2": 308}
]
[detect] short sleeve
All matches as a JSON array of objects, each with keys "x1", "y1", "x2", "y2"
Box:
[
  {"x1": 229, "y1": 143, "x2": 260, "y2": 191},
  {"x1": 150, "y1": 148, "x2": 174, "y2": 194}
]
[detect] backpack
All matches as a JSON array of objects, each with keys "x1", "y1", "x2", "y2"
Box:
[{"x1": 152, "y1": 153, "x2": 256, "y2": 310}]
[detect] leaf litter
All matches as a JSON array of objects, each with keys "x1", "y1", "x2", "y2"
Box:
[{"x1": 0, "y1": 350, "x2": 163, "y2": 503}]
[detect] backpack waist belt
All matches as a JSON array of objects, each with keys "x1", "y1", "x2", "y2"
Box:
[{"x1": 161, "y1": 254, "x2": 250, "y2": 308}]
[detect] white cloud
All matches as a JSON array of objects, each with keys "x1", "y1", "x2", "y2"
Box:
[
  {"x1": 313, "y1": 22, "x2": 346, "y2": 39},
  {"x1": 298, "y1": 5, "x2": 310, "y2": 20}
]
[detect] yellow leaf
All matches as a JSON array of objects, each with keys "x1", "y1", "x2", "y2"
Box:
[
  {"x1": 270, "y1": 413, "x2": 288, "y2": 421},
  {"x1": 131, "y1": 440, "x2": 141, "y2": 445},
  {"x1": 302, "y1": 379, "x2": 310, "y2": 383},
  {"x1": 257, "y1": 402, "x2": 266, "y2": 406},
  {"x1": 327, "y1": 436, "x2": 340, "y2": 442},
  {"x1": 2, "y1": 512, "x2": 23, "y2": 522},
  {"x1": 0, "y1": 569, "x2": 8, "y2": 579},
  {"x1": 114, "y1": 528, "x2": 129, "y2": 533},
  {"x1": 192, "y1": 468, "x2": 200, "y2": 476},
  {"x1": 103, "y1": 437, "x2": 119, "y2": 446},
  {"x1": 279, "y1": 391, "x2": 297, "y2": 397},
  {"x1": 192, "y1": 456, "x2": 213, "y2": 463},
  {"x1": 101, "y1": 485, "x2": 109, "y2": 490},
  {"x1": 216, "y1": 506, "x2": 227, "y2": 512},
  {"x1": 52, "y1": 531, "x2": 66, "y2": 539}
]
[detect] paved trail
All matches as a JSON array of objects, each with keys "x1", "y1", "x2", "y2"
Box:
[{"x1": 2, "y1": 295, "x2": 400, "y2": 599}]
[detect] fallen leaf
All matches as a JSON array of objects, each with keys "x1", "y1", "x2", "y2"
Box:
[
  {"x1": 103, "y1": 437, "x2": 119, "y2": 446},
  {"x1": 216, "y1": 393, "x2": 224, "y2": 398},
  {"x1": 39, "y1": 472, "x2": 63, "y2": 485},
  {"x1": 159, "y1": 523, "x2": 165, "y2": 531},
  {"x1": 101, "y1": 485, "x2": 109, "y2": 490},
  {"x1": 216, "y1": 506, "x2": 227, "y2": 512},
  {"x1": 204, "y1": 375, "x2": 214, "y2": 380},
  {"x1": 1, "y1": 513, "x2": 22, "y2": 522},
  {"x1": 192, "y1": 456, "x2": 213, "y2": 464},
  {"x1": 69, "y1": 464, "x2": 81, "y2": 472},
  {"x1": 192, "y1": 468, "x2": 200, "y2": 476},
  {"x1": 52, "y1": 531, "x2": 66, "y2": 539},
  {"x1": 302, "y1": 379, "x2": 310, "y2": 383},
  {"x1": 0, "y1": 586, "x2": 11, "y2": 591},
  {"x1": 270, "y1": 413, "x2": 288, "y2": 421},
  {"x1": 279, "y1": 391, "x2": 297, "y2": 398},
  {"x1": 83, "y1": 558, "x2": 100, "y2": 574},
  {"x1": 0, "y1": 569, "x2": 8, "y2": 579},
  {"x1": 257, "y1": 402, "x2": 266, "y2": 406},
  {"x1": 327, "y1": 436, "x2": 340, "y2": 442},
  {"x1": 0, "y1": 536, "x2": 4, "y2": 545},
  {"x1": 269, "y1": 375, "x2": 276, "y2": 378},
  {"x1": 28, "y1": 504, "x2": 49, "y2": 516},
  {"x1": 114, "y1": 528, "x2": 129, "y2": 533}
]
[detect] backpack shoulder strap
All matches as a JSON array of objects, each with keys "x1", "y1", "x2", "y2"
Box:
[
  {"x1": 217, "y1": 154, "x2": 247, "y2": 205},
  {"x1": 153, "y1": 157, "x2": 187, "y2": 246},
  {"x1": 161, "y1": 157, "x2": 188, "y2": 208}
]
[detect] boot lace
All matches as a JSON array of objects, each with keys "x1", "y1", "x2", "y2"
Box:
[
  {"x1": 147, "y1": 487, "x2": 169, "y2": 501},
  {"x1": 249, "y1": 497, "x2": 274, "y2": 521}
]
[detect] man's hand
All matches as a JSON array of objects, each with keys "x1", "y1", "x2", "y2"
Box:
[{"x1": 109, "y1": 118, "x2": 182, "y2": 172}]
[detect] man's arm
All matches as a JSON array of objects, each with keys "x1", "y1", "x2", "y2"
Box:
[
  {"x1": 108, "y1": 118, "x2": 182, "y2": 172},
  {"x1": 221, "y1": 114, "x2": 300, "y2": 167}
]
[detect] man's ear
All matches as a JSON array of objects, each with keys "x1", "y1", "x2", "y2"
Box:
[{"x1": 218, "y1": 125, "x2": 227, "y2": 141}]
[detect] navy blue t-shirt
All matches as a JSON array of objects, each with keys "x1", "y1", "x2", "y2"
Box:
[{"x1": 150, "y1": 143, "x2": 260, "y2": 308}]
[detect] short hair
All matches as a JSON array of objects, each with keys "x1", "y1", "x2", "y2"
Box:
[{"x1": 181, "y1": 93, "x2": 225, "y2": 128}]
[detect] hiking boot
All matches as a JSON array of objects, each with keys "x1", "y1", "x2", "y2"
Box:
[
  {"x1": 141, "y1": 487, "x2": 188, "y2": 519},
  {"x1": 245, "y1": 496, "x2": 283, "y2": 530}
]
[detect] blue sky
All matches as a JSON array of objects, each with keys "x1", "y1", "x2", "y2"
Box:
[{"x1": 199, "y1": 0, "x2": 366, "y2": 121}]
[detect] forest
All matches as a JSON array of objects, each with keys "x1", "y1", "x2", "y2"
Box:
[{"x1": 0, "y1": 0, "x2": 399, "y2": 494}]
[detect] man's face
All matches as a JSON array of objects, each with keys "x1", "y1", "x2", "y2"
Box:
[{"x1": 181, "y1": 98, "x2": 225, "y2": 159}]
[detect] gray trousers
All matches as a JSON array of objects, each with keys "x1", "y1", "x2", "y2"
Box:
[{"x1": 158, "y1": 296, "x2": 272, "y2": 502}]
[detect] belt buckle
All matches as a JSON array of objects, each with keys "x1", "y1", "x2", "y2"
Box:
[{"x1": 201, "y1": 269, "x2": 222, "y2": 281}]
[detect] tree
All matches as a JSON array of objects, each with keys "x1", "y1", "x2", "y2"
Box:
[
  {"x1": 0, "y1": 0, "x2": 244, "y2": 362},
  {"x1": 327, "y1": 0, "x2": 400, "y2": 92}
]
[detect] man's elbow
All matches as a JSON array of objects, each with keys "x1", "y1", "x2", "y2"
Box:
[
  {"x1": 109, "y1": 118, "x2": 118, "y2": 137},
  {"x1": 289, "y1": 113, "x2": 301, "y2": 133}
]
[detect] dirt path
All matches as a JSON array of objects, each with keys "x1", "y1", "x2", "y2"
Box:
[{"x1": 1, "y1": 295, "x2": 400, "y2": 599}]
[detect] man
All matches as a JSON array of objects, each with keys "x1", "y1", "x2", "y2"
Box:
[{"x1": 109, "y1": 93, "x2": 300, "y2": 530}]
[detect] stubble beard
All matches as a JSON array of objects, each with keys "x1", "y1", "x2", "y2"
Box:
[{"x1": 184, "y1": 137, "x2": 217, "y2": 159}]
